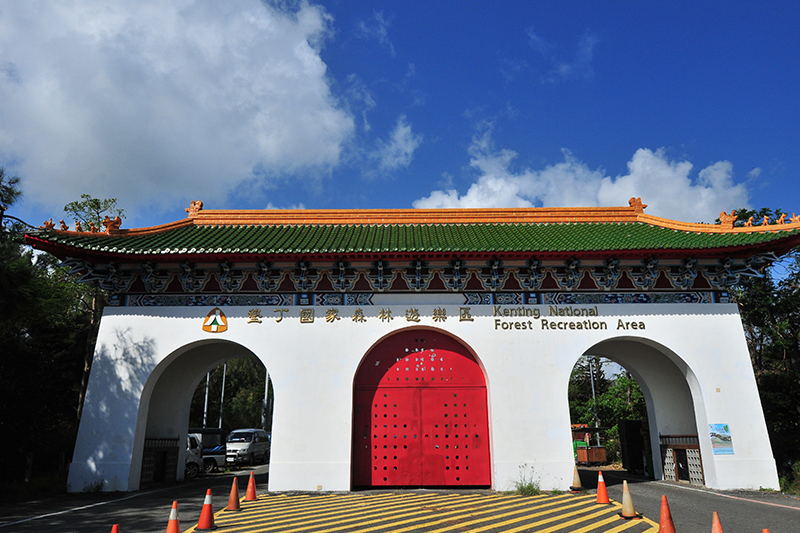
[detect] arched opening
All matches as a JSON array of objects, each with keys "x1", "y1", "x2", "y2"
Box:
[
  {"x1": 569, "y1": 336, "x2": 707, "y2": 485},
  {"x1": 129, "y1": 339, "x2": 271, "y2": 490},
  {"x1": 188, "y1": 357, "x2": 274, "y2": 473},
  {"x1": 351, "y1": 327, "x2": 491, "y2": 488},
  {"x1": 568, "y1": 356, "x2": 650, "y2": 473}
]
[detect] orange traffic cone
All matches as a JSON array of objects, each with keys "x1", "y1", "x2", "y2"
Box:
[
  {"x1": 226, "y1": 477, "x2": 241, "y2": 511},
  {"x1": 165, "y1": 501, "x2": 180, "y2": 533},
  {"x1": 196, "y1": 489, "x2": 217, "y2": 531},
  {"x1": 618, "y1": 480, "x2": 641, "y2": 519},
  {"x1": 245, "y1": 471, "x2": 257, "y2": 501},
  {"x1": 596, "y1": 471, "x2": 610, "y2": 504},
  {"x1": 658, "y1": 495, "x2": 676, "y2": 533},
  {"x1": 569, "y1": 465, "x2": 583, "y2": 493},
  {"x1": 712, "y1": 511, "x2": 724, "y2": 533},
  {"x1": 110, "y1": 525, "x2": 119, "y2": 533}
]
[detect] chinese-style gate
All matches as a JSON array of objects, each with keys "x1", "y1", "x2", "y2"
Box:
[
  {"x1": 25, "y1": 199, "x2": 799, "y2": 492},
  {"x1": 352, "y1": 329, "x2": 490, "y2": 487}
]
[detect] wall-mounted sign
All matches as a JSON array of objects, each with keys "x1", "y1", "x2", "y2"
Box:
[
  {"x1": 709, "y1": 424, "x2": 734, "y2": 455},
  {"x1": 202, "y1": 307, "x2": 228, "y2": 333}
]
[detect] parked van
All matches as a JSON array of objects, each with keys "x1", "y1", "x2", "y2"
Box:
[
  {"x1": 225, "y1": 429, "x2": 270, "y2": 466},
  {"x1": 188, "y1": 427, "x2": 227, "y2": 472}
]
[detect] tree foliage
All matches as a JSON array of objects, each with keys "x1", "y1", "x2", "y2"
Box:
[
  {"x1": 734, "y1": 247, "x2": 800, "y2": 476},
  {"x1": 722, "y1": 206, "x2": 800, "y2": 480},
  {"x1": 189, "y1": 358, "x2": 274, "y2": 433},
  {"x1": 63, "y1": 194, "x2": 125, "y2": 228},
  {"x1": 569, "y1": 356, "x2": 648, "y2": 462},
  {"x1": 0, "y1": 173, "x2": 94, "y2": 484},
  {"x1": 0, "y1": 167, "x2": 21, "y2": 214}
]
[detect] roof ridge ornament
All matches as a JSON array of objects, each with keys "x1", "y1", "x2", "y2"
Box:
[
  {"x1": 718, "y1": 210, "x2": 737, "y2": 230},
  {"x1": 102, "y1": 215, "x2": 122, "y2": 234},
  {"x1": 628, "y1": 197, "x2": 648, "y2": 213},
  {"x1": 186, "y1": 200, "x2": 203, "y2": 218}
]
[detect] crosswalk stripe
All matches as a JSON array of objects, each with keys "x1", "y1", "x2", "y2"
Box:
[
  {"x1": 187, "y1": 491, "x2": 659, "y2": 533},
  {"x1": 204, "y1": 493, "x2": 487, "y2": 533}
]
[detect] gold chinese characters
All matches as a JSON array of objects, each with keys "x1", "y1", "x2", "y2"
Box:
[{"x1": 241, "y1": 307, "x2": 475, "y2": 324}]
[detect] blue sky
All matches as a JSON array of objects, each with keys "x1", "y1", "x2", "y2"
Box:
[{"x1": 1, "y1": 1, "x2": 798, "y2": 229}]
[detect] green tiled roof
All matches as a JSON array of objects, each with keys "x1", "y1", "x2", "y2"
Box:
[{"x1": 25, "y1": 222, "x2": 800, "y2": 259}]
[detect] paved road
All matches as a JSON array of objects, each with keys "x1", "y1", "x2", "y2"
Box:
[
  {"x1": 0, "y1": 465, "x2": 269, "y2": 533},
  {"x1": 1, "y1": 466, "x2": 798, "y2": 532},
  {"x1": 582, "y1": 468, "x2": 800, "y2": 533}
]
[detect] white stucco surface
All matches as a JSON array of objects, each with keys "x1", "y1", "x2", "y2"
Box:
[{"x1": 67, "y1": 302, "x2": 779, "y2": 492}]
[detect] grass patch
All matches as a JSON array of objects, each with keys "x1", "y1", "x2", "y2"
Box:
[
  {"x1": 779, "y1": 476, "x2": 800, "y2": 495},
  {"x1": 778, "y1": 462, "x2": 800, "y2": 495},
  {"x1": 513, "y1": 464, "x2": 542, "y2": 496}
]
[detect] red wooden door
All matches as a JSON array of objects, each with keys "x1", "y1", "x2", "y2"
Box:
[{"x1": 352, "y1": 329, "x2": 490, "y2": 487}]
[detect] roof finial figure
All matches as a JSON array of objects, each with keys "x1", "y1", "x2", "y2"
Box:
[
  {"x1": 777, "y1": 213, "x2": 787, "y2": 224},
  {"x1": 628, "y1": 197, "x2": 647, "y2": 213},
  {"x1": 186, "y1": 200, "x2": 204, "y2": 218},
  {"x1": 103, "y1": 215, "x2": 122, "y2": 233},
  {"x1": 59, "y1": 219, "x2": 69, "y2": 231},
  {"x1": 762, "y1": 215, "x2": 770, "y2": 226},
  {"x1": 718, "y1": 210, "x2": 737, "y2": 230},
  {"x1": 41, "y1": 218, "x2": 55, "y2": 230}
]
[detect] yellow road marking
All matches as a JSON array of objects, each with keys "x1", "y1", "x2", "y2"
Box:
[
  {"x1": 186, "y1": 491, "x2": 658, "y2": 533},
  {"x1": 225, "y1": 494, "x2": 502, "y2": 533},
  {"x1": 336, "y1": 494, "x2": 585, "y2": 533},
  {"x1": 230, "y1": 492, "x2": 432, "y2": 522},
  {"x1": 423, "y1": 496, "x2": 606, "y2": 533},
  {"x1": 568, "y1": 514, "x2": 629, "y2": 533},
  {"x1": 200, "y1": 493, "x2": 489, "y2": 533},
  {"x1": 237, "y1": 494, "x2": 477, "y2": 532},
  {"x1": 598, "y1": 516, "x2": 660, "y2": 533}
]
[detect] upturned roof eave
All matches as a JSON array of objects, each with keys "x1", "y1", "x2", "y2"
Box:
[{"x1": 24, "y1": 235, "x2": 799, "y2": 266}]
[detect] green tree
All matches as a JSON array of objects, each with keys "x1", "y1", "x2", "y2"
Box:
[
  {"x1": 60, "y1": 194, "x2": 124, "y2": 420},
  {"x1": 63, "y1": 194, "x2": 124, "y2": 230},
  {"x1": 0, "y1": 167, "x2": 22, "y2": 215},
  {"x1": 569, "y1": 356, "x2": 648, "y2": 462},
  {"x1": 734, "y1": 247, "x2": 800, "y2": 479},
  {"x1": 722, "y1": 206, "x2": 800, "y2": 484},
  {"x1": 189, "y1": 358, "x2": 273, "y2": 433},
  {"x1": 568, "y1": 356, "x2": 609, "y2": 427},
  {"x1": 0, "y1": 172, "x2": 91, "y2": 486}
]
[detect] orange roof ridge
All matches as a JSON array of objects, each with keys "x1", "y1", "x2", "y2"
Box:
[
  {"x1": 34, "y1": 203, "x2": 800, "y2": 238},
  {"x1": 637, "y1": 214, "x2": 800, "y2": 234},
  {"x1": 190, "y1": 205, "x2": 642, "y2": 226}
]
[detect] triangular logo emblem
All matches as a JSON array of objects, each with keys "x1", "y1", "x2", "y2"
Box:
[{"x1": 202, "y1": 307, "x2": 228, "y2": 333}]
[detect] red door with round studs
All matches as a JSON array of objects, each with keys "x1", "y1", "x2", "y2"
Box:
[{"x1": 352, "y1": 329, "x2": 490, "y2": 487}]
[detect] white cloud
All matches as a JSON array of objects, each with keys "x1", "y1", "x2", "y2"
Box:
[
  {"x1": 413, "y1": 130, "x2": 749, "y2": 222},
  {"x1": 0, "y1": 0, "x2": 355, "y2": 221},
  {"x1": 526, "y1": 29, "x2": 555, "y2": 57},
  {"x1": 344, "y1": 74, "x2": 376, "y2": 133},
  {"x1": 356, "y1": 10, "x2": 395, "y2": 57},
  {"x1": 372, "y1": 115, "x2": 422, "y2": 172},
  {"x1": 526, "y1": 28, "x2": 599, "y2": 83},
  {"x1": 265, "y1": 202, "x2": 306, "y2": 210}
]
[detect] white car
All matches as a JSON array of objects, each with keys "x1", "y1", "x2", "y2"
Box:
[
  {"x1": 185, "y1": 434, "x2": 203, "y2": 478},
  {"x1": 225, "y1": 429, "x2": 270, "y2": 466}
]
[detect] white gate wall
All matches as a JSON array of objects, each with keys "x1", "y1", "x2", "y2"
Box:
[{"x1": 67, "y1": 302, "x2": 779, "y2": 492}]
